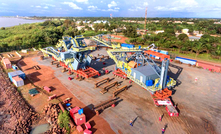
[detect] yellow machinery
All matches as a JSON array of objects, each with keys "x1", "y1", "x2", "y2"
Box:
[{"x1": 91, "y1": 34, "x2": 176, "y2": 94}]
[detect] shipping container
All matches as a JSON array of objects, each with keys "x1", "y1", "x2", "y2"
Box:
[
  {"x1": 77, "y1": 125, "x2": 83, "y2": 132},
  {"x1": 43, "y1": 86, "x2": 51, "y2": 92},
  {"x1": 70, "y1": 107, "x2": 81, "y2": 119},
  {"x1": 121, "y1": 43, "x2": 135, "y2": 48},
  {"x1": 84, "y1": 129, "x2": 92, "y2": 134},
  {"x1": 2, "y1": 58, "x2": 12, "y2": 69},
  {"x1": 12, "y1": 76, "x2": 24, "y2": 87},
  {"x1": 74, "y1": 113, "x2": 86, "y2": 125},
  {"x1": 175, "y1": 57, "x2": 196, "y2": 65},
  {"x1": 196, "y1": 61, "x2": 221, "y2": 73},
  {"x1": 145, "y1": 80, "x2": 154, "y2": 86},
  {"x1": 8, "y1": 70, "x2": 26, "y2": 82}
]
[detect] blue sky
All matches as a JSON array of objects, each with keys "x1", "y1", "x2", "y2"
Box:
[{"x1": 0, "y1": 0, "x2": 221, "y2": 18}]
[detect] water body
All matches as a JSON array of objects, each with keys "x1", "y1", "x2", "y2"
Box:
[
  {"x1": 0, "y1": 17, "x2": 45, "y2": 27},
  {"x1": 30, "y1": 124, "x2": 50, "y2": 134}
]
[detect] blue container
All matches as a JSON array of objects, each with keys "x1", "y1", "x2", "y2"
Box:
[
  {"x1": 121, "y1": 43, "x2": 135, "y2": 48},
  {"x1": 175, "y1": 56, "x2": 196, "y2": 65},
  {"x1": 138, "y1": 46, "x2": 141, "y2": 49},
  {"x1": 149, "y1": 80, "x2": 154, "y2": 86},
  {"x1": 8, "y1": 70, "x2": 26, "y2": 82},
  {"x1": 146, "y1": 80, "x2": 153, "y2": 86},
  {"x1": 66, "y1": 103, "x2": 71, "y2": 107},
  {"x1": 78, "y1": 108, "x2": 83, "y2": 115},
  {"x1": 12, "y1": 65, "x2": 17, "y2": 70}
]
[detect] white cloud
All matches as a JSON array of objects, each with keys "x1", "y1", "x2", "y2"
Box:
[
  {"x1": 108, "y1": 1, "x2": 117, "y2": 8},
  {"x1": 155, "y1": 0, "x2": 199, "y2": 12},
  {"x1": 62, "y1": 2, "x2": 82, "y2": 10},
  {"x1": 43, "y1": 3, "x2": 56, "y2": 7},
  {"x1": 1, "y1": 3, "x2": 7, "y2": 6},
  {"x1": 128, "y1": 6, "x2": 144, "y2": 11},
  {"x1": 155, "y1": 6, "x2": 167, "y2": 11},
  {"x1": 114, "y1": 7, "x2": 120, "y2": 10},
  {"x1": 36, "y1": 6, "x2": 41, "y2": 8},
  {"x1": 102, "y1": 8, "x2": 119, "y2": 12},
  {"x1": 88, "y1": 5, "x2": 98, "y2": 11},
  {"x1": 101, "y1": 1, "x2": 103, "y2": 3},
  {"x1": 44, "y1": 6, "x2": 48, "y2": 9},
  {"x1": 74, "y1": 0, "x2": 88, "y2": 4},
  {"x1": 144, "y1": 2, "x2": 148, "y2": 6}
]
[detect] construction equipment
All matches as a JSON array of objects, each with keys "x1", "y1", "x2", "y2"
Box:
[
  {"x1": 40, "y1": 35, "x2": 100, "y2": 79},
  {"x1": 100, "y1": 81, "x2": 119, "y2": 94},
  {"x1": 63, "y1": 98, "x2": 71, "y2": 104},
  {"x1": 48, "y1": 94, "x2": 57, "y2": 101},
  {"x1": 91, "y1": 35, "x2": 178, "y2": 116},
  {"x1": 113, "y1": 68, "x2": 127, "y2": 79},
  {"x1": 113, "y1": 85, "x2": 128, "y2": 97},
  {"x1": 91, "y1": 35, "x2": 176, "y2": 95},
  {"x1": 166, "y1": 105, "x2": 179, "y2": 117},
  {"x1": 33, "y1": 65, "x2": 40, "y2": 70},
  {"x1": 95, "y1": 77, "x2": 110, "y2": 88},
  {"x1": 93, "y1": 97, "x2": 117, "y2": 115}
]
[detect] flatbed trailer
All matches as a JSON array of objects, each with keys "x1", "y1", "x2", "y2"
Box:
[{"x1": 151, "y1": 93, "x2": 179, "y2": 116}]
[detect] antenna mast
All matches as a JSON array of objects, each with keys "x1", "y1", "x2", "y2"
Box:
[{"x1": 144, "y1": 7, "x2": 147, "y2": 30}]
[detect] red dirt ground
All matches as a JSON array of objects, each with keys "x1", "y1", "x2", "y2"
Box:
[
  {"x1": 18, "y1": 56, "x2": 115, "y2": 134},
  {"x1": 103, "y1": 34, "x2": 129, "y2": 43}
]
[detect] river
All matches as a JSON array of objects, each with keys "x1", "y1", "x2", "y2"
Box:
[{"x1": 0, "y1": 17, "x2": 45, "y2": 27}]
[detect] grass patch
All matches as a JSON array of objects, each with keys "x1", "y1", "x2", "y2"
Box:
[
  {"x1": 169, "y1": 50, "x2": 221, "y2": 63},
  {"x1": 82, "y1": 30, "x2": 108, "y2": 37}
]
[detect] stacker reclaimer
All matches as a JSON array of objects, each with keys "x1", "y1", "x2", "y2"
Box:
[{"x1": 40, "y1": 35, "x2": 99, "y2": 79}]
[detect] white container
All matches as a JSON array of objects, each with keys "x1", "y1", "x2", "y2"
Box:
[{"x1": 12, "y1": 76, "x2": 24, "y2": 87}]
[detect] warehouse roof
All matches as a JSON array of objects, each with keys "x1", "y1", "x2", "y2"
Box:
[{"x1": 132, "y1": 65, "x2": 158, "y2": 76}]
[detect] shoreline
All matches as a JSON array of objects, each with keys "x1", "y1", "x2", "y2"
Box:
[{"x1": 0, "y1": 17, "x2": 45, "y2": 28}]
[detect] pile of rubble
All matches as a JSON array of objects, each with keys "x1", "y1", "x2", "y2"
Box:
[
  {"x1": 43, "y1": 103, "x2": 66, "y2": 134},
  {"x1": 0, "y1": 65, "x2": 39, "y2": 134}
]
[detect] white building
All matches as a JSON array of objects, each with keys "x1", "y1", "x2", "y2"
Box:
[
  {"x1": 77, "y1": 26, "x2": 85, "y2": 31},
  {"x1": 155, "y1": 30, "x2": 164, "y2": 34},
  {"x1": 182, "y1": 29, "x2": 189, "y2": 34},
  {"x1": 93, "y1": 20, "x2": 109, "y2": 24}
]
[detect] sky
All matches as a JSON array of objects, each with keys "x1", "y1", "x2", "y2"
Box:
[{"x1": 0, "y1": 0, "x2": 221, "y2": 18}]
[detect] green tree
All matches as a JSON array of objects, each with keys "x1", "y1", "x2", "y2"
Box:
[
  {"x1": 104, "y1": 22, "x2": 109, "y2": 30},
  {"x1": 123, "y1": 25, "x2": 138, "y2": 38},
  {"x1": 81, "y1": 28, "x2": 85, "y2": 33},
  {"x1": 63, "y1": 19, "x2": 72, "y2": 28},
  {"x1": 178, "y1": 34, "x2": 188, "y2": 42},
  {"x1": 58, "y1": 110, "x2": 70, "y2": 134},
  {"x1": 193, "y1": 42, "x2": 205, "y2": 57},
  {"x1": 188, "y1": 27, "x2": 194, "y2": 35},
  {"x1": 79, "y1": 21, "x2": 84, "y2": 26},
  {"x1": 160, "y1": 19, "x2": 168, "y2": 27},
  {"x1": 129, "y1": 38, "x2": 138, "y2": 44}
]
